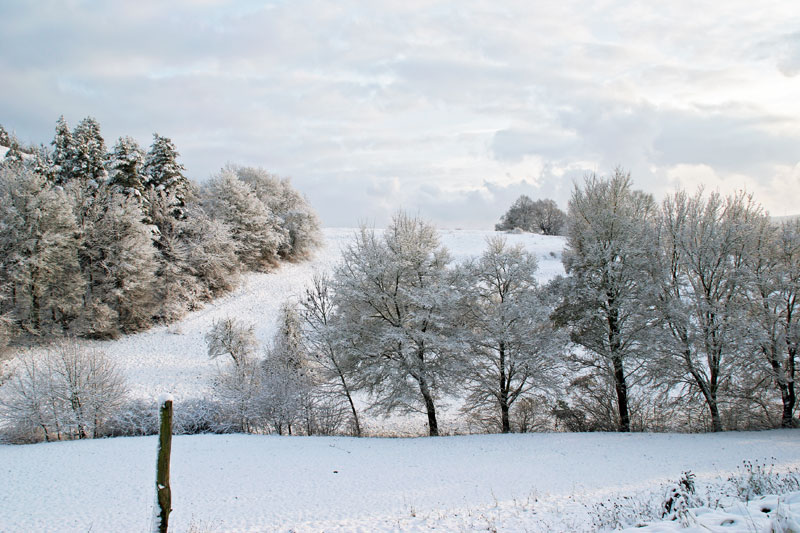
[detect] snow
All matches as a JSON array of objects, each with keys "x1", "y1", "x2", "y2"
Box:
[
  {"x1": 1, "y1": 430, "x2": 798, "y2": 532},
  {"x1": 85, "y1": 228, "x2": 566, "y2": 407}
]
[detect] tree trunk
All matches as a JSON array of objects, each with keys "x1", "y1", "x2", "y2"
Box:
[
  {"x1": 418, "y1": 377, "x2": 439, "y2": 436},
  {"x1": 611, "y1": 354, "x2": 630, "y2": 432},
  {"x1": 338, "y1": 373, "x2": 362, "y2": 437},
  {"x1": 499, "y1": 341, "x2": 511, "y2": 433}
]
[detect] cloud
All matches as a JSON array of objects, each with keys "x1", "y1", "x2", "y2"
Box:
[{"x1": 1, "y1": 0, "x2": 799, "y2": 228}]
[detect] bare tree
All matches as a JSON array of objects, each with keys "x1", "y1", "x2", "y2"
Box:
[
  {"x1": 205, "y1": 318, "x2": 258, "y2": 368},
  {"x1": 0, "y1": 339, "x2": 127, "y2": 442},
  {"x1": 649, "y1": 190, "x2": 766, "y2": 431},
  {"x1": 457, "y1": 237, "x2": 562, "y2": 432},
  {"x1": 553, "y1": 170, "x2": 657, "y2": 432},
  {"x1": 300, "y1": 273, "x2": 361, "y2": 436}
]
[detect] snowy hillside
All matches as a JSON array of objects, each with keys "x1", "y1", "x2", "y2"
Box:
[
  {"x1": 82, "y1": 228, "x2": 565, "y2": 407},
  {"x1": 2, "y1": 429, "x2": 798, "y2": 532}
]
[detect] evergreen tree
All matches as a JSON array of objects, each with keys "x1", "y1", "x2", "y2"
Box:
[
  {"x1": 144, "y1": 134, "x2": 188, "y2": 215},
  {"x1": 51, "y1": 115, "x2": 75, "y2": 185},
  {"x1": 0, "y1": 124, "x2": 10, "y2": 147},
  {"x1": 71, "y1": 117, "x2": 108, "y2": 188},
  {"x1": 107, "y1": 136, "x2": 146, "y2": 198}
]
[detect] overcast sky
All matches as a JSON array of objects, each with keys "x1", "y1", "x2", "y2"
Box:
[{"x1": 1, "y1": 1, "x2": 799, "y2": 228}]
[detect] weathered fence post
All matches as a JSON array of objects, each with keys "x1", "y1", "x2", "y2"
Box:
[{"x1": 155, "y1": 395, "x2": 173, "y2": 533}]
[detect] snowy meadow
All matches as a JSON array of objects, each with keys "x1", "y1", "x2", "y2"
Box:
[{"x1": 3, "y1": 228, "x2": 800, "y2": 532}]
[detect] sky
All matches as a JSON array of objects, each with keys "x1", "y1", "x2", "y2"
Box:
[{"x1": 1, "y1": 1, "x2": 799, "y2": 228}]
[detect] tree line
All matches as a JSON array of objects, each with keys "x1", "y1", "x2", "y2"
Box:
[
  {"x1": 0, "y1": 117, "x2": 320, "y2": 343},
  {"x1": 280, "y1": 172, "x2": 796, "y2": 436}
]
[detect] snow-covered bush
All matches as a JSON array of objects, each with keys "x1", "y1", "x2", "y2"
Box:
[{"x1": 0, "y1": 340, "x2": 127, "y2": 442}]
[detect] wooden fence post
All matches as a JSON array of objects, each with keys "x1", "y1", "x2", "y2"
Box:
[{"x1": 155, "y1": 396, "x2": 173, "y2": 533}]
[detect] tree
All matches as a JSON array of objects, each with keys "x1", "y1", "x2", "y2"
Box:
[
  {"x1": 77, "y1": 187, "x2": 157, "y2": 337},
  {"x1": 201, "y1": 169, "x2": 286, "y2": 271},
  {"x1": 0, "y1": 124, "x2": 9, "y2": 147},
  {"x1": 742, "y1": 219, "x2": 799, "y2": 427},
  {"x1": 553, "y1": 170, "x2": 656, "y2": 432},
  {"x1": 206, "y1": 318, "x2": 258, "y2": 368},
  {"x1": 531, "y1": 199, "x2": 567, "y2": 236},
  {"x1": 259, "y1": 303, "x2": 315, "y2": 435},
  {"x1": 0, "y1": 339, "x2": 127, "y2": 442},
  {"x1": 144, "y1": 134, "x2": 188, "y2": 214},
  {"x1": 108, "y1": 136, "x2": 146, "y2": 198},
  {"x1": 51, "y1": 115, "x2": 75, "y2": 185},
  {"x1": 0, "y1": 167, "x2": 84, "y2": 333},
  {"x1": 457, "y1": 237, "x2": 562, "y2": 432},
  {"x1": 234, "y1": 165, "x2": 321, "y2": 260},
  {"x1": 495, "y1": 195, "x2": 567, "y2": 235},
  {"x1": 649, "y1": 189, "x2": 766, "y2": 431},
  {"x1": 205, "y1": 318, "x2": 261, "y2": 433},
  {"x1": 333, "y1": 213, "x2": 457, "y2": 436},
  {"x1": 71, "y1": 117, "x2": 108, "y2": 189},
  {"x1": 300, "y1": 273, "x2": 361, "y2": 436},
  {"x1": 496, "y1": 195, "x2": 536, "y2": 232}
]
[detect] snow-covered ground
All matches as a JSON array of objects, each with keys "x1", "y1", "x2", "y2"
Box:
[
  {"x1": 87, "y1": 228, "x2": 566, "y2": 407},
  {"x1": 1, "y1": 429, "x2": 798, "y2": 532}
]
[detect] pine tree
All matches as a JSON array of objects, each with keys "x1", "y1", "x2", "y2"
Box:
[
  {"x1": 144, "y1": 134, "x2": 188, "y2": 215},
  {"x1": 107, "y1": 136, "x2": 146, "y2": 198},
  {"x1": 0, "y1": 125, "x2": 10, "y2": 147},
  {"x1": 71, "y1": 117, "x2": 108, "y2": 188},
  {"x1": 51, "y1": 116, "x2": 75, "y2": 185}
]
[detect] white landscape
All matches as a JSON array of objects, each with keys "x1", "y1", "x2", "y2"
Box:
[{"x1": 2, "y1": 229, "x2": 800, "y2": 532}]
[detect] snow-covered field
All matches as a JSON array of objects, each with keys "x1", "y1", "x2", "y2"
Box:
[
  {"x1": 2, "y1": 429, "x2": 798, "y2": 532},
  {"x1": 89, "y1": 228, "x2": 566, "y2": 409},
  {"x1": 3, "y1": 229, "x2": 800, "y2": 532}
]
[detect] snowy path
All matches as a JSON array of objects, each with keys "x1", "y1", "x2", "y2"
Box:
[{"x1": 2, "y1": 430, "x2": 798, "y2": 532}]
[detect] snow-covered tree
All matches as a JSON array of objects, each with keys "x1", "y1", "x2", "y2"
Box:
[
  {"x1": 206, "y1": 318, "x2": 258, "y2": 368},
  {"x1": 456, "y1": 237, "x2": 562, "y2": 433},
  {"x1": 107, "y1": 136, "x2": 146, "y2": 198},
  {"x1": 259, "y1": 303, "x2": 316, "y2": 435},
  {"x1": 71, "y1": 117, "x2": 108, "y2": 189},
  {"x1": 76, "y1": 187, "x2": 157, "y2": 338},
  {"x1": 300, "y1": 273, "x2": 361, "y2": 436},
  {"x1": 206, "y1": 318, "x2": 261, "y2": 433},
  {"x1": 742, "y1": 218, "x2": 799, "y2": 427},
  {"x1": 0, "y1": 340, "x2": 127, "y2": 442},
  {"x1": 201, "y1": 169, "x2": 286, "y2": 271},
  {"x1": 0, "y1": 167, "x2": 84, "y2": 334},
  {"x1": 553, "y1": 170, "x2": 657, "y2": 432},
  {"x1": 51, "y1": 115, "x2": 75, "y2": 185},
  {"x1": 0, "y1": 125, "x2": 9, "y2": 147},
  {"x1": 496, "y1": 196, "x2": 566, "y2": 235},
  {"x1": 333, "y1": 213, "x2": 458, "y2": 436},
  {"x1": 144, "y1": 134, "x2": 188, "y2": 214},
  {"x1": 234, "y1": 165, "x2": 321, "y2": 260},
  {"x1": 649, "y1": 189, "x2": 766, "y2": 431}
]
